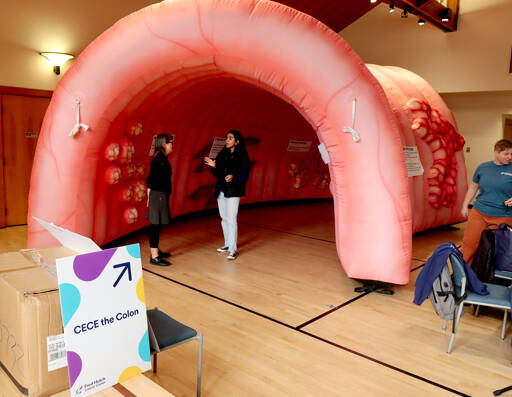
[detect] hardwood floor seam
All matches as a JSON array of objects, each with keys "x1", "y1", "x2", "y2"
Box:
[
  {"x1": 143, "y1": 268, "x2": 470, "y2": 397},
  {"x1": 298, "y1": 329, "x2": 470, "y2": 397},
  {"x1": 237, "y1": 221, "x2": 336, "y2": 244},
  {"x1": 411, "y1": 263, "x2": 426, "y2": 272},
  {"x1": 295, "y1": 292, "x2": 372, "y2": 329}
]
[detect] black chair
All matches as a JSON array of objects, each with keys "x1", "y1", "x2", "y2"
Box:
[{"x1": 147, "y1": 308, "x2": 203, "y2": 397}]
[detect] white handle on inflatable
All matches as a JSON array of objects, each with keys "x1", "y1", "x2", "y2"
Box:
[
  {"x1": 69, "y1": 100, "x2": 90, "y2": 137},
  {"x1": 342, "y1": 98, "x2": 360, "y2": 142}
]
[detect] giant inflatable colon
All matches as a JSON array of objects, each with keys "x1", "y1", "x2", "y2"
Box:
[{"x1": 27, "y1": 0, "x2": 466, "y2": 285}]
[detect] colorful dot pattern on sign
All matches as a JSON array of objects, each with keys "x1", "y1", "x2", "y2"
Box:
[
  {"x1": 60, "y1": 283, "x2": 81, "y2": 327},
  {"x1": 138, "y1": 330, "x2": 151, "y2": 362},
  {"x1": 118, "y1": 366, "x2": 142, "y2": 383},
  {"x1": 73, "y1": 248, "x2": 117, "y2": 282},
  {"x1": 126, "y1": 244, "x2": 140, "y2": 258},
  {"x1": 136, "y1": 277, "x2": 145, "y2": 303},
  {"x1": 60, "y1": 245, "x2": 142, "y2": 326},
  {"x1": 58, "y1": 244, "x2": 145, "y2": 387},
  {"x1": 67, "y1": 351, "x2": 82, "y2": 388}
]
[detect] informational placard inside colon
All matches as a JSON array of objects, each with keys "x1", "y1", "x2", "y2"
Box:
[
  {"x1": 209, "y1": 137, "x2": 227, "y2": 158},
  {"x1": 287, "y1": 140, "x2": 312, "y2": 152},
  {"x1": 403, "y1": 146, "x2": 424, "y2": 177}
]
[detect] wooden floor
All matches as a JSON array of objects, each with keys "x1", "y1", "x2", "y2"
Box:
[{"x1": 2, "y1": 201, "x2": 512, "y2": 396}]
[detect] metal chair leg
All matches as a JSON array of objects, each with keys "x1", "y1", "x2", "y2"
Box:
[
  {"x1": 447, "y1": 333, "x2": 456, "y2": 354},
  {"x1": 448, "y1": 303, "x2": 464, "y2": 354},
  {"x1": 442, "y1": 319, "x2": 448, "y2": 330},
  {"x1": 454, "y1": 301, "x2": 467, "y2": 333},
  {"x1": 153, "y1": 353, "x2": 158, "y2": 373},
  {"x1": 474, "y1": 305, "x2": 480, "y2": 317},
  {"x1": 197, "y1": 332, "x2": 203, "y2": 397},
  {"x1": 501, "y1": 310, "x2": 508, "y2": 340}
]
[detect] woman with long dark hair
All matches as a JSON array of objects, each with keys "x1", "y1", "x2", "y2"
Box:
[
  {"x1": 204, "y1": 130, "x2": 250, "y2": 260},
  {"x1": 146, "y1": 133, "x2": 174, "y2": 266}
]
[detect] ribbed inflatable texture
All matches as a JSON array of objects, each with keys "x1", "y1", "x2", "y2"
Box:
[
  {"x1": 367, "y1": 65, "x2": 467, "y2": 233},
  {"x1": 27, "y1": 0, "x2": 466, "y2": 285}
]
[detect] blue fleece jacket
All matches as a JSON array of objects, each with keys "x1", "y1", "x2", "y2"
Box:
[{"x1": 413, "y1": 242, "x2": 489, "y2": 306}]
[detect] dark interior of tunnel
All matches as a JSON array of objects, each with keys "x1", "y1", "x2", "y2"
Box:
[{"x1": 96, "y1": 76, "x2": 331, "y2": 243}]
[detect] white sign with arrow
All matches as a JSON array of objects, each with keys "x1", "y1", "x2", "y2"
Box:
[{"x1": 56, "y1": 244, "x2": 151, "y2": 397}]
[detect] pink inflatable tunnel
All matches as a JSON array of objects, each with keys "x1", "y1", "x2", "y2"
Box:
[{"x1": 27, "y1": 0, "x2": 466, "y2": 285}]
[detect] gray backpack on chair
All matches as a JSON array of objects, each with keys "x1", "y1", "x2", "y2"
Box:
[{"x1": 428, "y1": 264, "x2": 456, "y2": 320}]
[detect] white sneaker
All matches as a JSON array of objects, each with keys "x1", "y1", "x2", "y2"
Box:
[
  {"x1": 227, "y1": 251, "x2": 237, "y2": 260},
  {"x1": 217, "y1": 246, "x2": 229, "y2": 253}
]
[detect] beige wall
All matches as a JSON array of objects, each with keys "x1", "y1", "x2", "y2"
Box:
[
  {"x1": 2, "y1": 0, "x2": 510, "y2": 93},
  {"x1": 441, "y1": 91, "x2": 512, "y2": 180},
  {"x1": 0, "y1": 41, "x2": 66, "y2": 90},
  {"x1": 341, "y1": 0, "x2": 512, "y2": 183},
  {"x1": 0, "y1": 0, "x2": 156, "y2": 90},
  {"x1": 341, "y1": 0, "x2": 512, "y2": 94}
]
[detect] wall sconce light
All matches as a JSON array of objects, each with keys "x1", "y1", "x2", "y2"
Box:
[
  {"x1": 389, "y1": 3, "x2": 395, "y2": 13},
  {"x1": 418, "y1": 18, "x2": 426, "y2": 26},
  {"x1": 370, "y1": 0, "x2": 377, "y2": 3},
  {"x1": 440, "y1": 8, "x2": 452, "y2": 22},
  {"x1": 40, "y1": 52, "x2": 74, "y2": 75}
]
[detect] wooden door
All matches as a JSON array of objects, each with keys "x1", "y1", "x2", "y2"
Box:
[
  {"x1": 504, "y1": 115, "x2": 512, "y2": 142},
  {"x1": 1, "y1": 94, "x2": 50, "y2": 226}
]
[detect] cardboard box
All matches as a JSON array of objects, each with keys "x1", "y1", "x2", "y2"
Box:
[
  {"x1": 0, "y1": 364, "x2": 25, "y2": 397},
  {"x1": 0, "y1": 219, "x2": 103, "y2": 396},
  {"x1": 0, "y1": 247, "x2": 76, "y2": 397},
  {"x1": 0, "y1": 251, "x2": 37, "y2": 274}
]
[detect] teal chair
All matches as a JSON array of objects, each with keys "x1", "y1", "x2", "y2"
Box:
[
  {"x1": 147, "y1": 308, "x2": 203, "y2": 396},
  {"x1": 447, "y1": 254, "x2": 511, "y2": 353},
  {"x1": 494, "y1": 269, "x2": 512, "y2": 282}
]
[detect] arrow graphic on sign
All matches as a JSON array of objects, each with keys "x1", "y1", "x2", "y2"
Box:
[{"x1": 113, "y1": 262, "x2": 132, "y2": 287}]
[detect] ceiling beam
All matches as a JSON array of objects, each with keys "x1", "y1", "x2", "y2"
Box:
[
  {"x1": 276, "y1": 0, "x2": 380, "y2": 32},
  {"x1": 380, "y1": 0, "x2": 459, "y2": 32}
]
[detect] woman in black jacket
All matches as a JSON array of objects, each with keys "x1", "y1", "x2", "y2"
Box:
[
  {"x1": 146, "y1": 133, "x2": 174, "y2": 266},
  {"x1": 204, "y1": 130, "x2": 250, "y2": 260}
]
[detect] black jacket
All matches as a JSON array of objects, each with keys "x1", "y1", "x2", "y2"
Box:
[
  {"x1": 211, "y1": 147, "x2": 250, "y2": 197},
  {"x1": 146, "y1": 151, "x2": 172, "y2": 193}
]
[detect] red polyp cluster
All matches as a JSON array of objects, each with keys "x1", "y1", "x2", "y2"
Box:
[
  {"x1": 408, "y1": 99, "x2": 465, "y2": 209},
  {"x1": 102, "y1": 120, "x2": 148, "y2": 226}
]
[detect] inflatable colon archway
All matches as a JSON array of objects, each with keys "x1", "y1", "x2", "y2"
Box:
[{"x1": 27, "y1": 0, "x2": 466, "y2": 285}]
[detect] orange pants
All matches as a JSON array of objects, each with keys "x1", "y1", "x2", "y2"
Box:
[{"x1": 460, "y1": 208, "x2": 512, "y2": 265}]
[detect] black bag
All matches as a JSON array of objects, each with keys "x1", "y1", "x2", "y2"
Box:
[
  {"x1": 494, "y1": 223, "x2": 512, "y2": 272},
  {"x1": 472, "y1": 229, "x2": 496, "y2": 282}
]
